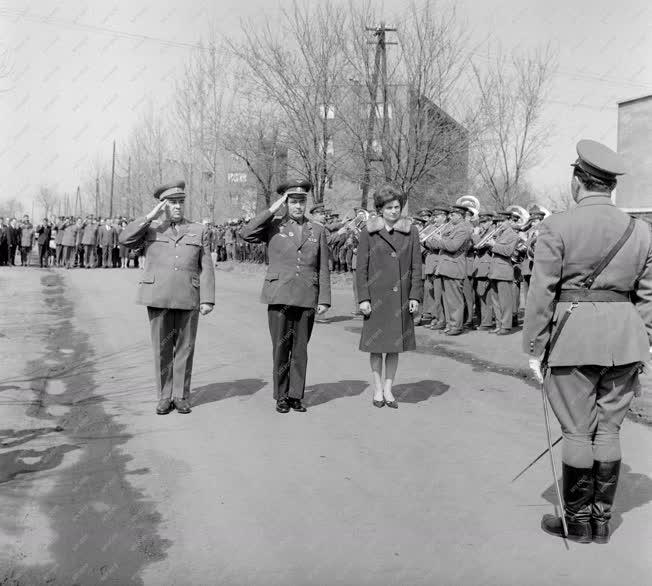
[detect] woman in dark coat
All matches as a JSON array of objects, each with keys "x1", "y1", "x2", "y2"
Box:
[{"x1": 356, "y1": 185, "x2": 423, "y2": 408}]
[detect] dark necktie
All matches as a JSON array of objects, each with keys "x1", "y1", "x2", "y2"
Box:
[{"x1": 170, "y1": 222, "x2": 178, "y2": 236}]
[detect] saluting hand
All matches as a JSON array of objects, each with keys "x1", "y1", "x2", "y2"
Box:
[
  {"x1": 199, "y1": 303, "x2": 214, "y2": 316},
  {"x1": 269, "y1": 194, "x2": 288, "y2": 214},
  {"x1": 359, "y1": 301, "x2": 371, "y2": 316},
  {"x1": 146, "y1": 199, "x2": 168, "y2": 222},
  {"x1": 529, "y1": 358, "x2": 544, "y2": 384}
]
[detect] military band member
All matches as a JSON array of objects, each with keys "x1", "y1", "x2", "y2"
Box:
[
  {"x1": 524, "y1": 140, "x2": 652, "y2": 543},
  {"x1": 486, "y1": 211, "x2": 519, "y2": 334},
  {"x1": 518, "y1": 207, "x2": 545, "y2": 308},
  {"x1": 241, "y1": 180, "x2": 331, "y2": 414},
  {"x1": 428, "y1": 205, "x2": 472, "y2": 335},
  {"x1": 472, "y1": 212, "x2": 496, "y2": 330},
  {"x1": 423, "y1": 205, "x2": 449, "y2": 330},
  {"x1": 119, "y1": 180, "x2": 215, "y2": 415},
  {"x1": 463, "y1": 207, "x2": 478, "y2": 329}
]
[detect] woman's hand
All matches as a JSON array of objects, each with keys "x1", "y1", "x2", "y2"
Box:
[
  {"x1": 359, "y1": 301, "x2": 371, "y2": 316},
  {"x1": 409, "y1": 299, "x2": 419, "y2": 314}
]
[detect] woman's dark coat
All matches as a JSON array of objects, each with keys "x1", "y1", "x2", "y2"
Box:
[{"x1": 356, "y1": 216, "x2": 423, "y2": 353}]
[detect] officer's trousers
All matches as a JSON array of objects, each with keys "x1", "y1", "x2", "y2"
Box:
[
  {"x1": 101, "y1": 246, "x2": 112, "y2": 268},
  {"x1": 147, "y1": 307, "x2": 200, "y2": 401},
  {"x1": 546, "y1": 363, "x2": 640, "y2": 467},
  {"x1": 490, "y1": 279, "x2": 513, "y2": 330},
  {"x1": 20, "y1": 246, "x2": 31, "y2": 265},
  {"x1": 55, "y1": 244, "x2": 63, "y2": 266},
  {"x1": 83, "y1": 244, "x2": 96, "y2": 268},
  {"x1": 441, "y1": 276, "x2": 464, "y2": 330},
  {"x1": 267, "y1": 305, "x2": 315, "y2": 400},
  {"x1": 63, "y1": 245, "x2": 75, "y2": 268}
]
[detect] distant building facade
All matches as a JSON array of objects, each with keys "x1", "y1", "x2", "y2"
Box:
[{"x1": 617, "y1": 94, "x2": 652, "y2": 223}]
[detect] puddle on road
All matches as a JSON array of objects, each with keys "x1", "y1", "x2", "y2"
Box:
[{"x1": 1, "y1": 272, "x2": 169, "y2": 585}]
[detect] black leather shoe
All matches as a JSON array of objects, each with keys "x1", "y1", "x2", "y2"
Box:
[
  {"x1": 372, "y1": 399, "x2": 385, "y2": 408},
  {"x1": 174, "y1": 398, "x2": 192, "y2": 414},
  {"x1": 445, "y1": 329, "x2": 463, "y2": 336},
  {"x1": 477, "y1": 325, "x2": 494, "y2": 331},
  {"x1": 496, "y1": 329, "x2": 512, "y2": 335},
  {"x1": 288, "y1": 398, "x2": 307, "y2": 412},
  {"x1": 276, "y1": 399, "x2": 290, "y2": 413},
  {"x1": 384, "y1": 399, "x2": 398, "y2": 409},
  {"x1": 156, "y1": 398, "x2": 174, "y2": 415}
]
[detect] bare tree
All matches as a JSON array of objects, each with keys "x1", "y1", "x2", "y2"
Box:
[
  {"x1": 228, "y1": 0, "x2": 349, "y2": 203},
  {"x1": 471, "y1": 46, "x2": 556, "y2": 209},
  {"x1": 36, "y1": 186, "x2": 58, "y2": 219}
]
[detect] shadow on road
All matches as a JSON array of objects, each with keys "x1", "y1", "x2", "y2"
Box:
[
  {"x1": 303, "y1": 379, "x2": 368, "y2": 407},
  {"x1": 541, "y1": 462, "x2": 652, "y2": 536},
  {"x1": 392, "y1": 379, "x2": 450, "y2": 403},
  {"x1": 192, "y1": 378, "x2": 267, "y2": 407}
]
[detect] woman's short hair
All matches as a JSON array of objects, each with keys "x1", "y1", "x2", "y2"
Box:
[{"x1": 373, "y1": 184, "x2": 404, "y2": 212}]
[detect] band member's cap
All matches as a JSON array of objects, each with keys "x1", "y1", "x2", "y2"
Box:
[
  {"x1": 412, "y1": 217, "x2": 427, "y2": 226},
  {"x1": 431, "y1": 204, "x2": 449, "y2": 214},
  {"x1": 496, "y1": 210, "x2": 512, "y2": 218},
  {"x1": 154, "y1": 180, "x2": 186, "y2": 200},
  {"x1": 310, "y1": 204, "x2": 326, "y2": 214},
  {"x1": 571, "y1": 140, "x2": 626, "y2": 181},
  {"x1": 276, "y1": 180, "x2": 313, "y2": 199},
  {"x1": 450, "y1": 205, "x2": 468, "y2": 214},
  {"x1": 417, "y1": 208, "x2": 432, "y2": 218},
  {"x1": 529, "y1": 206, "x2": 546, "y2": 219},
  {"x1": 478, "y1": 212, "x2": 495, "y2": 220}
]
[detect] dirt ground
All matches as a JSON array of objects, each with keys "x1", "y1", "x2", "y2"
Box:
[{"x1": 0, "y1": 264, "x2": 650, "y2": 585}]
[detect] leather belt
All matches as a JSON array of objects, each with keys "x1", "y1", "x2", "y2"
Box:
[{"x1": 557, "y1": 289, "x2": 631, "y2": 303}]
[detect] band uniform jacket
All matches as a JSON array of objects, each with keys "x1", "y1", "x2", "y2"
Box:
[
  {"x1": 98, "y1": 225, "x2": 117, "y2": 248},
  {"x1": 81, "y1": 222, "x2": 98, "y2": 246},
  {"x1": 519, "y1": 228, "x2": 536, "y2": 277},
  {"x1": 61, "y1": 224, "x2": 81, "y2": 247},
  {"x1": 241, "y1": 210, "x2": 331, "y2": 308},
  {"x1": 472, "y1": 232, "x2": 493, "y2": 295},
  {"x1": 465, "y1": 221, "x2": 476, "y2": 277},
  {"x1": 488, "y1": 224, "x2": 518, "y2": 281},
  {"x1": 432, "y1": 222, "x2": 472, "y2": 280},
  {"x1": 55, "y1": 221, "x2": 67, "y2": 245},
  {"x1": 523, "y1": 196, "x2": 652, "y2": 367},
  {"x1": 119, "y1": 217, "x2": 215, "y2": 310},
  {"x1": 356, "y1": 217, "x2": 423, "y2": 353}
]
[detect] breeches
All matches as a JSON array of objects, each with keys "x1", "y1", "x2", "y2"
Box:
[
  {"x1": 267, "y1": 305, "x2": 315, "y2": 400},
  {"x1": 546, "y1": 363, "x2": 640, "y2": 467},
  {"x1": 147, "y1": 307, "x2": 200, "y2": 400}
]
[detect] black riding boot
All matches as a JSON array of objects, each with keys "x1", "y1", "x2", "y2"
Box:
[
  {"x1": 541, "y1": 463, "x2": 593, "y2": 543},
  {"x1": 592, "y1": 460, "x2": 621, "y2": 544}
]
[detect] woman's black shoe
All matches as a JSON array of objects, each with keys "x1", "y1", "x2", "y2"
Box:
[
  {"x1": 372, "y1": 399, "x2": 385, "y2": 408},
  {"x1": 384, "y1": 400, "x2": 398, "y2": 409}
]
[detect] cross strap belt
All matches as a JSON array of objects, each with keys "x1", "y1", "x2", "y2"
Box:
[{"x1": 557, "y1": 289, "x2": 632, "y2": 303}]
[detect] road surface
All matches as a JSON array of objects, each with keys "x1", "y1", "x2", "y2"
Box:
[{"x1": 0, "y1": 264, "x2": 650, "y2": 585}]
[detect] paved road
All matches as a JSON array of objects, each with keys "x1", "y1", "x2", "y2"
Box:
[{"x1": 0, "y1": 265, "x2": 651, "y2": 585}]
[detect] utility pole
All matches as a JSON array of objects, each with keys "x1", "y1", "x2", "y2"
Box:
[
  {"x1": 75, "y1": 186, "x2": 81, "y2": 218},
  {"x1": 95, "y1": 175, "x2": 99, "y2": 217},
  {"x1": 360, "y1": 22, "x2": 397, "y2": 209},
  {"x1": 109, "y1": 140, "x2": 116, "y2": 218},
  {"x1": 127, "y1": 156, "x2": 131, "y2": 219}
]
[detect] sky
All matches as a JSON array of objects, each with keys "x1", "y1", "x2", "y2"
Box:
[{"x1": 1, "y1": 0, "x2": 651, "y2": 215}]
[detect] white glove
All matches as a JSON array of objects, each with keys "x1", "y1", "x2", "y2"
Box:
[{"x1": 529, "y1": 358, "x2": 544, "y2": 384}]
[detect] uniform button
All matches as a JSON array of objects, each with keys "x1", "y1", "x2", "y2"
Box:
[
  {"x1": 393, "y1": 286, "x2": 398, "y2": 292},
  {"x1": 391, "y1": 252, "x2": 396, "y2": 257}
]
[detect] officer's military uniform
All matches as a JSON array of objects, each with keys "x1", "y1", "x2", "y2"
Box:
[
  {"x1": 423, "y1": 205, "x2": 449, "y2": 329},
  {"x1": 241, "y1": 181, "x2": 331, "y2": 412},
  {"x1": 523, "y1": 140, "x2": 652, "y2": 543},
  {"x1": 61, "y1": 221, "x2": 82, "y2": 269},
  {"x1": 472, "y1": 213, "x2": 496, "y2": 329},
  {"x1": 81, "y1": 218, "x2": 99, "y2": 268},
  {"x1": 119, "y1": 180, "x2": 215, "y2": 414}
]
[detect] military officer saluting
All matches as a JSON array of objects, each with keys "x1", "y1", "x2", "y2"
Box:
[
  {"x1": 119, "y1": 180, "x2": 215, "y2": 415},
  {"x1": 524, "y1": 140, "x2": 652, "y2": 543},
  {"x1": 241, "y1": 180, "x2": 331, "y2": 413}
]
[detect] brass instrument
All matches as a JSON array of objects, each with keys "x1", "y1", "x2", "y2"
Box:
[
  {"x1": 475, "y1": 223, "x2": 507, "y2": 249},
  {"x1": 525, "y1": 205, "x2": 551, "y2": 260},
  {"x1": 475, "y1": 205, "x2": 530, "y2": 250},
  {"x1": 419, "y1": 220, "x2": 450, "y2": 243},
  {"x1": 336, "y1": 209, "x2": 370, "y2": 235}
]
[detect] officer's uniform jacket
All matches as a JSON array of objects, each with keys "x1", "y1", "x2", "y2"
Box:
[
  {"x1": 98, "y1": 225, "x2": 117, "y2": 248},
  {"x1": 519, "y1": 228, "x2": 536, "y2": 276},
  {"x1": 81, "y1": 222, "x2": 99, "y2": 246},
  {"x1": 432, "y1": 222, "x2": 472, "y2": 280},
  {"x1": 523, "y1": 196, "x2": 652, "y2": 367},
  {"x1": 488, "y1": 224, "x2": 518, "y2": 281},
  {"x1": 119, "y1": 217, "x2": 215, "y2": 310},
  {"x1": 241, "y1": 210, "x2": 331, "y2": 308},
  {"x1": 36, "y1": 225, "x2": 52, "y2": 246}
]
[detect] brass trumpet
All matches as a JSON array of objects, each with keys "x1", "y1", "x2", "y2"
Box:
[
  {"x1": 419, "y1": 221, "x2": 451, "y2": 243},
  {"x1": 336, "y1": 209, "x2": 370, "y2": 235}
]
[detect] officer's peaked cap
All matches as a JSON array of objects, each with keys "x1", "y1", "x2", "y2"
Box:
[
  {"x1": 154, "y1": 180, "x2": 186, "y2": 200},
  {"x1": 276, "y1": 180, "x2": 313, "y2": 198},
  {"x1": 572, "y1": 140, "x2": 626, "y2": 182}
]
